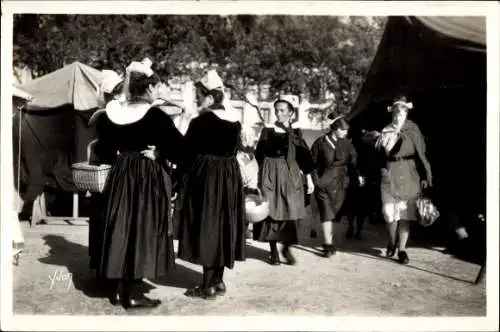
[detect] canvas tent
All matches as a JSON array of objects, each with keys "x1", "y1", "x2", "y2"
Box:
[
  {"x1": 348, "y1": 16, "x2": 485, "y2": 122},
  {"x1": 348, "y1": 16, "x2": 486, "y2": 242},
  {"x1": 14, "y1": 61, "x2": 185, "y2": 218},
  {"x1": 14, "y1": 62, "x2": 103, "y2": 217}
]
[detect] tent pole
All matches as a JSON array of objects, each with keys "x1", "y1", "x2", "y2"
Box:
[
  {"x1": 17, "y1": 110, "x2": 22, "y2": 215},
  {"x1": 72, "y1": 193, "x2": 79, "y2": 218}
]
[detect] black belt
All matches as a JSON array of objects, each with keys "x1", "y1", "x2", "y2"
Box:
[{"x1": 387, "y1": 155, "x2": 414, "y2": 162}]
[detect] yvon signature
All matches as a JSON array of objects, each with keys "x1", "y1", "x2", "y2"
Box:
[{"x1": 48, "y1": 269, "x2": 73, "y2": 290}]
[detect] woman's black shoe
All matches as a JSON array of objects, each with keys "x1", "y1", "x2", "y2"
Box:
[
  {"x1": 109, "y1": 291, "x2": 121, "y2": 306},
  {"x1": 281, "y1": 246, "x2": 296, "y2": 265},
  {"x1": 386, "y1": 244, "x2": 397, "y2": 258},
  {"x1": 268, "y1": 251, "x2": 281, "y2": 266},
  {"x1": 268, "y1": 256, "x2": 281, "y2": 265},
  {"x1": 122, "y1": 295, "x2": 161, "y2": 310},
  {"x1": 185, "y1": 286, "x2": 217, "y2": 300},
  {"x1": 109, "y1": 281, "x2": 123, "y2": 306},
  {"x1": 398, "y1": 251, "x2": 409, "y2": 265},
  {"x1": 214, "y1": 281, "x2": 226, "y2": 296},
  {"x1": 322, "y1": 244, "x2": 337, "y2": 258}
]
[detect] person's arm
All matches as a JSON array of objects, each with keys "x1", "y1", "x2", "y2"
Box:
[
  {"x1": 410, "y1": 127, "x2": 433, "y2": 188},
  {"x1": 254, "y1": 128, "x2": 268, "y2": 167},
  {"x1": 154, "y1": 110, "x2": 186, "y2": 165},
  {"x1": 402, "y1": 124, "x2": 432, "y2": 189},
  {"x1": 348, "y1": 140, "x2": 364, "y2": 186},
  {"x1": 294, "y1": 129, "x2": 315, "y2": 194},
  {"x1": 309, "y1": 139, "x2": 321, "y2": 187}
]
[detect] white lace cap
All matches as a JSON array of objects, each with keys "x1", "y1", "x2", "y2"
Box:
[
  {"x1": 199, "y1": 69, "x2": 224, "y2": 91},
  {"x1": 387, "y1": 100, "x2": 414, "y2": 112}
]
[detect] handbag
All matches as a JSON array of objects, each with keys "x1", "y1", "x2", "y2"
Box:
[
  {"x1": 71, "y1": 139, "x2": 112, "y2": 193},
  {"x1": 236, "y1": 151, "x2": 259, "y2": 190},
  {"x1": 416, "y1": 194, "x2": 440, "y2": 227}
]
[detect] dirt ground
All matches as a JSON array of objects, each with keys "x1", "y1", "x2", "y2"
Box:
[{"x1": 12, "y1": 217, "x2": 486, "y2": 317}]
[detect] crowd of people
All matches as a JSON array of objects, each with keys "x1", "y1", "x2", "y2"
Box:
[{"x1": 85, "y1": 58, "x2": 433, "y2": 311}]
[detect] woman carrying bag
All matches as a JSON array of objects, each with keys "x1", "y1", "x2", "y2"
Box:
[{"x1": 365, "y1": 95, "x2": 433, "y2": 264}]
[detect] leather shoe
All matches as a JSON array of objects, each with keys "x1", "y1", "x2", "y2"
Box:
[
  {"x1": 322, "y1": 244, "x2": 336, "y2": 258},
  {"x1": 122, "y1": 295, "x2": 161, "y2": 310},
  {"x1": 109, "y1": 291, "x2": 121, "y2": 306},
  {"x1": 398, "y1": 251, "x2": 409, "y2": 265},
  {"x1": 282, "y1": 247, "x2": 296, "y2": 265},
  {"x1": 214, "y1": 281, "x2": 226, "y2": 296},
  {"x1": 386, "y1": 244, "x2": 396, "y2": 258},
  {"x1": 185, "y1": 286, "x2": 217, "y2": 300},
  {"x1": 268, "y1": 253, "x2": 280, "y2": 266}
]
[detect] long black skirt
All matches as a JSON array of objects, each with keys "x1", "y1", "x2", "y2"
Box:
[
  {"x1": 252, "y1": 218, "x2": 299, "y2": 244},
  {"x1": 178, "y1": 155, "x2": 246, "y2": 268},
  {"x1": 97, "y1": 152, "x2": 175, "y2": 280}
]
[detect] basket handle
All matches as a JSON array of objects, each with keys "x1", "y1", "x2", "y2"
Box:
[
  {"x1": 256, "y1": 188, "x2": 264, "y2": 200},
  {"x1": 87, "y1": 139, "x2": 99, "y2": 163}
]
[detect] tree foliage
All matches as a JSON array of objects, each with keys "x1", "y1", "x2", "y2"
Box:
[{"x1": 13, "y1": 14, "x2": 386, "y2": 115}]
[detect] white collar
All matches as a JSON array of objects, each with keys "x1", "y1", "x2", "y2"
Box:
[
  {"x1": 381, "y1": 123, "x2": 401, "y2": 134},
  {"x1": 328, "y1": 133, "x2": 338, "y2": 142},
  {"x1": 325, "y1": 134, "x2": 337, "y2": 150},
  {"x1": 264, "y1": 122, "x2": 300, "y2": 133},
  {"x1": 105, "y1": 100, "x2": 152, "y2": 125},
  {"x1": 211, "y1": 109, "x2": 240, "y2": 123}
]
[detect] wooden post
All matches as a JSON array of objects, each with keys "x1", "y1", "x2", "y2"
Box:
[{"x1": 73, "y1": 193, "x2": 79, "y2": 218}]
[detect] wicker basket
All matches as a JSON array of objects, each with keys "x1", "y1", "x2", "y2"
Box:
[{"x1": 72, "y1": 139, "x2": 111, "y2": 193}]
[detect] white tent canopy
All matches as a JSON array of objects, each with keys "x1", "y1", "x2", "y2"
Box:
[
  {"x1": 12, "y1": 86, "x2": 33, "y2": 101},
  {"x1": 413, "y1": 16, "x2": 486, "y2": 49}
]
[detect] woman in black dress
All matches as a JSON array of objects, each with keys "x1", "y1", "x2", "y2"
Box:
[
  {"x1": 88, "y1": 69, "x2": 123, "y2": 272},
  {"x1": 177, "y1": 69, "x2": 246, "y2": 300},
  {"x1": 253, "y1": 95, "x2": 315, "y2": 265},
  {"x1": 94, "y1": 61, "x2": 184, "y2": 309},
  {"x1": 310, "y1": 116, "x2": 363, "y2": 257}
]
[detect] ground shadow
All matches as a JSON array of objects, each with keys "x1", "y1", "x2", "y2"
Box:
[
  {"x1": 409, "y1": 220, "x2": 486, "y2": 267},
  {"x1": 245, "y1": 242, "x2": 272, "y2": 263},
  {"x1": 294, "y1": 206, "x2": 390, "y2": 259},
  {"x1": 151, "y1": 263, "x2": 203, "y2": 289},
  {"x1": 38, "y1": 235, "x2": 134, "y2": 299},
  {"x1": 347, "y1": 251, "x2": 477, "y2": 284},
  {"x1": 295, "y1": 202, "x2": 487, "y2": 269}
]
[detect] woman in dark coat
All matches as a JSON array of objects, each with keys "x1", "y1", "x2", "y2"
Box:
[
  {"x1": 252, "y1": 95, "x2": 315, "y2": 266},
  {"x1": 310, "y1": 116, "x2": 363, "y2": 257},
  {"x1": 94, "y1": 61, "x2": 184, "y2": 309},
  {"x1": 369, "y1": 96, "x2": 432, "y2": 264},
  {"x1": 177, "y1": 69, "x2": 246, "y2": 300}
]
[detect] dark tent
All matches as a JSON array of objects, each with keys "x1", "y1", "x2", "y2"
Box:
[
  {"x1": 347, "y1": 16, "x2": 486, "y2": 252},
  {"x1": 14, "y1": 62, "x2": 103, "y2": 217}
]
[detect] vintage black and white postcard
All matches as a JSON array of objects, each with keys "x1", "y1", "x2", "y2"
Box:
[{"x1": 1, "y1": 1, "x2": 499, "y2": 331}]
